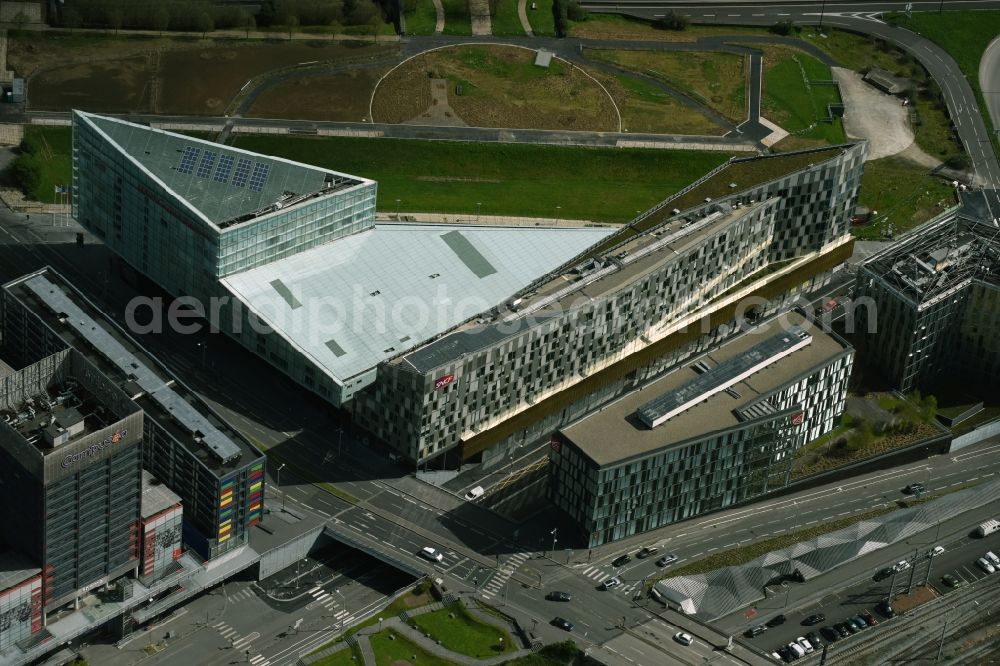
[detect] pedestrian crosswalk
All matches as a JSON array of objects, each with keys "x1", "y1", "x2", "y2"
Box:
[
  {"x1": 212, "y1": 621, "x2": 264, "y2": 655},
  {"x1": 481, "y1": 552, "x2": 530, "y2": 599},
  {"x1": 308, "y1": 586, "x2": 356, "y2": 626},
  {"x1": 578, "y1": 566, "x2": 640, "y2": 594},
  {"x1": 249, "y1": 655, "x2": 269, "y2": 666},
  {"x1": 228, "y1": 588, "x2": 256, "y2": 602}
]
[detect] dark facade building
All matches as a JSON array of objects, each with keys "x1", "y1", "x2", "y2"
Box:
[
  {"x1": 0, "y1": 346, "x2": 144, "y2": 610},
  {"x1": 853, "y1": 208, "x2": 1000, "y2": 392},
  {"x1": 550, "y1": 311, "x2": 853, "y2": 546},
  {"x1": 2, "y1": 269, "x2": 265, "y2": 561},
  {"x1": 359, "y1": 144, "x2": 866, "y2": 467}
]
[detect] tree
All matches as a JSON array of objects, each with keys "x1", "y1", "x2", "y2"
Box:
[
  {"x1": 566, "y1": 0, "x2": 587, "y2": 22},
  {"x1": 652, "y1": 10, "x2": 687, "y2": 31},
  {"x1": 195, "y1": 11, "x2": 214, "y2": 37},
  {"x1": 770, "y1": 20, "x2": 794, "y2": 36},
  {"x1": 368, "y1": 14, "x2": 381, "y2": 41},
  {"x1": 12, "y1": 11, "x2": 29, "y2": 33},
  {"x1": 10, "y1": 155, "x2": 42, "y2": 199},
  {"x1": 153, "y1": 7, "x2": 170, "y2": 36},
  {"x1": 62, "y1": 7, "x2": 82, "y2": 33},
  {"x1": 237, "y1": 9, "x2": 255, "y2": 38},
  {"x1": 944, "y1": 154, "x2": 971, "y2": 170},
  {"x1": 349, "y1": 0, "x2": 378, "y2": 26},
  {"x1": 286, "y1": 14, "x2": 299, "y2": 39},
  {"x1": 107, "y1": 8, "x2": 124, "y2": 35},
  {"x1": 551, "y1": 0, "x2": 568, "y2": 37}
]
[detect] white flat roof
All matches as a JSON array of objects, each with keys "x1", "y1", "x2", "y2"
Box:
[{"x1": 221, "y1": 223, "x2": 615, "y2": 385}]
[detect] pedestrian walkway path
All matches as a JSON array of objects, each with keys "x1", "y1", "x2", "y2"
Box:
[
  {"x1": 480, "y1": 552, "x2": 530, "y2": 600},
  {"x1": 431, "y1": 0, "x2": 445, "y2": 34},
  {"x1": 469, "y1": 0, "x2": 493, "y2": 35},
  {"x1": 517, "y1": 0, "x2": 533, "y2": 36}
]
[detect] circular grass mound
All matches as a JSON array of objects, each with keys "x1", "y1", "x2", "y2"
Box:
[{"x1": 371, "y1": 44, "x2": 619, "y2": 131}]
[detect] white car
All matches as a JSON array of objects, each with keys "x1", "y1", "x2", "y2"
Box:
[
  {"x1": 419, "y1": 546, "x2": 444, "y2": 562},
  {"x1": 673, "y1": 632, "x2": 693, "y2": 646},
  {"x1": 893, "y1": 560, "x2": 911, "y2": 572},
  {"x1": 976, "y1": 557, "x2": 996, "y2": 574},
  {"x1": 770, "y1": 652, "x2": 782, "y2": 661},
  {"x1": 797, "y1": 636, "x2": 814, "y2": 654},
  {"x1": 930, "y1": 546, "x2": 945, "y2": 557},
  {"x1": 986, "y1": 551, "x2": 1000, "y2": 567},
  {"x1": 465, "y1": 486, "x2": 485, "y2": 500},
  {"x1": 787, "y1": 642, "x2": 806, "y2": 658},
  {"x1": 601, "y1": 576, "x2": 622, "y2": 590}
]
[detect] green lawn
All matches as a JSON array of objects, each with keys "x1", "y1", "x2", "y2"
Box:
[
  {"x1": 441, "y1": 0, "x2": 472, "y2": 35},
  {"x1": 17, "y1": 126, "x2": 72, "y2": 204},
  {"x1": 403, "y1": 0, "x2": 440, "y2": 35},
  {"x1": 890, "y1": 10, "x2": 1000, "y2": 156},
  {"x1": 529, "y1": 0, "x2": 556, "y2": 36},
  {"x1": 763, "y1": 53, "x2": 840, "y2": 133},
  {"x1": 370, "y1": 630, "x2": 455, "y2": 666},
  {"x1": 311, "y1": 645, "x2": 364, "y2": 666},
  {"x1": 491, "y1": 0, "x2": 527, "y2": 36},
  {"x1": 410, "y1": 606, "x2": 514, "y2": 658},
  {"x1": 854, "y1": 156, "x2": 957, "y2": 240},
  {"x1": 231, "y1": 135, "x2": 732, "y2": 221}
]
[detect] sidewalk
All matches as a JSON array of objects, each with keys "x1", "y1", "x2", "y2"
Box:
[{"x1": 376, "y1": 211, "x2": 613, "y2": 228}]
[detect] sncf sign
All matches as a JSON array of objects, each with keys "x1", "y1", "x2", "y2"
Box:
[
  {"x1": 434, "y1": 374, "x2": 455, "y2": 390},
  {"x1": 61, "y1": 429, "x2": 128, "y2": 468},
  {"x1": 790, "y1": 412, "x2": 805, "y2": 426}
]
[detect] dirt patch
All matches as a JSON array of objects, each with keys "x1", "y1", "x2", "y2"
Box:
[
  {"x1": 27, "y1": 56, "x2": 154, "y2": 112},
  {"x1": 247, "y1": 67, "x2": 389, "y2": 122},
  {"x1": 16, "y1": 34, "x2": 396, "y2": 115},
  {"x1": 890, "y1": 585, "x2": 938, "y2": 614},
  {"x1": 403, "y1": 78, "x2": 469, "y2": 126},
  {"x1": 371, "y1": 44, "x2": 618, "y2": 131},
  {"x1": 834, "y1": 67, "x2": 913, "y2": 161},
  {"x1": 403, "y1": 591, "x2": 432, "y2": 608}
]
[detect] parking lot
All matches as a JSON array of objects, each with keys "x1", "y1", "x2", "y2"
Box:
[{"x1": 741, "y1": 528, "x2": 1000, "y2": 660}]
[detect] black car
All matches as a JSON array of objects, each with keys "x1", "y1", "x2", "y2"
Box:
[
  {"x1": 744, "y1": 624, "x2": 768, "y2": 638},
  {"x1": 612, "y1": 554, "x2": 631, "y2": 567},
  {"x1": 875, "y1": 600, "x2": 895, "y2": 618},
  {"x1": 805, "y1": 632, "x2": 823, "y2": 649},
  {"x1": 766, "y1": 614, "x2": 787, "y2": 628},
  {"x1": 820, "y1": 626, "x2": 841, "y2": 642},
  {"x1": 636, "y1": 546, "x2": 658, "y2": 559},
  {"x1": 841, "y1": 621, "x2": 859, "y2": 635},
  {"x1": 777, "y1": 646, "x2": 793, "y2": 662},
  {"x1": 546, "y1": 591, "x2": 572, "y2": 602},
  {"x1": 802, "y1": 614, "x2": 825, "y2": 626},
  {"x1": 904, "y1": 483, "x2": 925, "y2": 494},
  {"x1": 551, "y1": 617, "x2": 574, "y2": 631},
  {"x1": 834, "y1": 623, "x2": 850, "y2": 638},
  {"x1": 873, "y1": 567, "x2": 894, "y2": 582}
]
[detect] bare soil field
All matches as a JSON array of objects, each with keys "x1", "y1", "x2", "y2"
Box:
[
  {"x1": 247, "y1": 67, "x2": 390, "y2": 121},
  {"x1": 370, "y1": 44, "x2": 618, "y2": 131},
  {"x1": 15, "y1": 34, "x2": 395, "y2": 115}
]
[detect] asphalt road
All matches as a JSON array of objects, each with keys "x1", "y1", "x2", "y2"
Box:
[{"x1": 578, "y1": 0, "x2": 1000, "y2": 186}]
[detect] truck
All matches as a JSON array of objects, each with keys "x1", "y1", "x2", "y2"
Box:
[{"x1": 977, "y1": 518, "x2": 1000, "y2": 537}]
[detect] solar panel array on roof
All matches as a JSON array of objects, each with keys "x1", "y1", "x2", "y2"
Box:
[
  {"x1": 232, "y1": 158, "x2": 252, "y2": 188},
  {"x1": 214, "y1": 154, "x2": 235, "y2": 183},
  {"x1": 177, "y1": 147, "x2": 201, "y2": 175},
  {"x1": 22, "y1": 274, "x2": 244, "y2": 464},
  {"x1": 249, "y1": 163, "x2": 270, "y2": 193},
  {"x1": 637, "y1": 326, "x2": 812, "y2": 428},
  {"x1": 196, "y1": 151, "x2": 217, "y2": 179}
]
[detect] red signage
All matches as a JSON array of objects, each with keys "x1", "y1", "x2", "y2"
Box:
[
  {"x1": 791, "y1": 412, "x2": 805, "y2": 426},
  {"x1": 434, "y1": 374, "x2": 455, "y2": 390},
  {"x1": 550, "y1": 436, "x2": 561, "y2": 453}
]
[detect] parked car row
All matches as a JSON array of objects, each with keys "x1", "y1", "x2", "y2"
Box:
[
  {"x1": 765, "y1": 607, "x2": 886, "y2": 661},
  {"x1": 975, "y1": 550, "x2": 999, "y2": 574},
  {"x1": 610, "y1": 546, "x2": 680, "y2": 568}
]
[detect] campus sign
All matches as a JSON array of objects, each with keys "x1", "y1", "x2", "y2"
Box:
[{"x1": 61, "y1": 429, "x2": 128, "y2": 468}]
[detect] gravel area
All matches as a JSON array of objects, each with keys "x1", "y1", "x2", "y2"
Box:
[{"x1": 834, "y1": 67, "x2": 913, "y2": 161}]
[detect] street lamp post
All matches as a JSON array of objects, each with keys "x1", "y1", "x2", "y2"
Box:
[
  {"x1": 477, "y1": 202, "x2": 482, "y2": 222},
  {"x1": 337, "y1": 427, "x2": 344, "y2": 458},
  {"x1": 819, "y1": 0, "x2": 826, "y2": 30},
  {"x1": 276, "y1": 463, "x2": 287, "y2": 511},
  {"x1": 197, "y1": 341, "x2": 208, "y2": 369},
  {"x1": 550, "y1": 528, "x2": 558, "y2": 558},
  {"x1": 395, "y1": 199, "x2": 401, "y2": 219}
]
